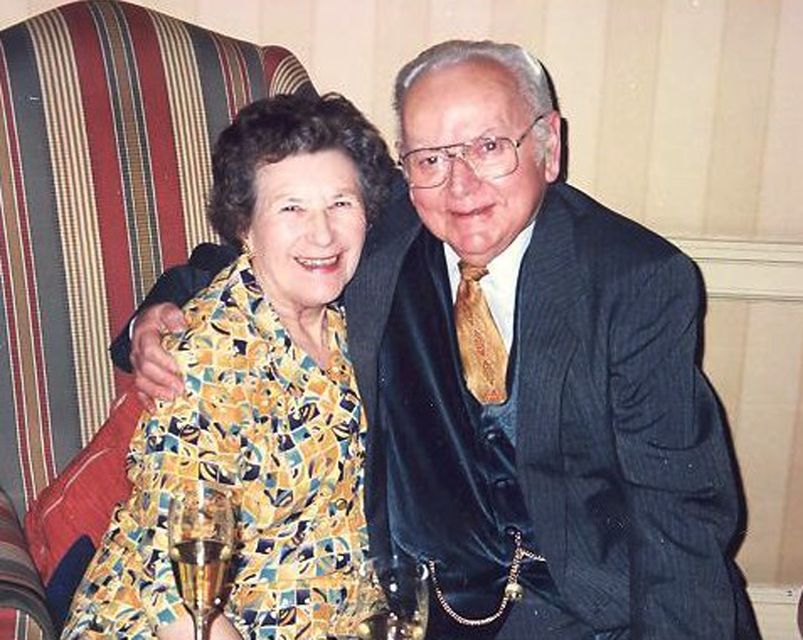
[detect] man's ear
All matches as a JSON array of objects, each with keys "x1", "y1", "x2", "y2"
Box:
[
  {"x1": 395, "y1": 138, "x2": 407, "y2": 170},
  {"x1": 396, "y1": 139, "x2": 416, "y2": 202},
  {"x1": 543, "y1": 110, "x2": 562, "y2": 183}
]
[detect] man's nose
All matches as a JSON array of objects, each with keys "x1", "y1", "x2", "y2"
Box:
[{"x1": 446, "y1": 155, "x2": 481, "y2": 196}]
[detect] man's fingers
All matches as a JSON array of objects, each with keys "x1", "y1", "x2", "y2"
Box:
[
  {"x1": 137, "y1": 357, "x2": 183, "y2": 398},
  {"x1": 135, "y1": 390, "x2": 156, "y2": 413},
  {"x1": 160, "y1": 306, "x2": 187, "y2": 333},
  {"x1": 137, "y1": 302, "x2": 177, "y2": 332},
  {"x1": 138, "y1": 333, "x2": 182, "y2": 376},
  {"x1": 129, "y1": 301, "x2": 185, "y2": 405},
  {"x1": 134, "y1": 366, "x2": 181, "y2": 402}
]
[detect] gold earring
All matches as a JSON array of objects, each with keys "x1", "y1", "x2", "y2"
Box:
[{"x1": 242, "y1": 240, "x2": 254, "y2": 258}]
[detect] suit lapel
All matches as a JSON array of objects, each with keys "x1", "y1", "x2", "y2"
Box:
[
  {"x1": 514, "y1": 185, "x2": 585, "y2": 580},
  {"x1": 344, "y1": 183, "x2": 420, "y2": 558},
  {"x1": 345, "y1": 187, "x2": 421, "y2": 428}
]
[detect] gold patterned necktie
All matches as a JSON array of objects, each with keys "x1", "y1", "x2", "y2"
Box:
[{"x1": 454, "y1": 260, "x2": 508, "y2": 404}]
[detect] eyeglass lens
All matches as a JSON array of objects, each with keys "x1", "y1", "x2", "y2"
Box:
[{"x1": 404, "y1": 137, "x2": 518, "y2": 188}]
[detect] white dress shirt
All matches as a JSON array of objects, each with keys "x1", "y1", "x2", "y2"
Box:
[{"x1": 443, "y1": 222, "x2": 534, "y2": 353}]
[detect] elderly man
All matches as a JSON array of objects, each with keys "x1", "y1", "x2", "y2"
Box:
[{"x1": 114, "y1": 41, "x2": 756, "y2": 639}]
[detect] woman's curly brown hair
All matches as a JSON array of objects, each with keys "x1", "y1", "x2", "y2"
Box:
[{"x1": 208, "y1": 92, "x2": 395, "y2": 248}]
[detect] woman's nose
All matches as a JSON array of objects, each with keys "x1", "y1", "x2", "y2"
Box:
[{"x1": 307, "y1": 209, "x2": 334, "y2": 244}]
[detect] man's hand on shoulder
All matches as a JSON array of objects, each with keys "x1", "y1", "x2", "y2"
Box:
[{"x1": 131, "y1": 302, "x2": 186, "y2": 410}]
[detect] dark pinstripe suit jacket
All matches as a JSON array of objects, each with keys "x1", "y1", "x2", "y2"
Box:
[{"x1": 344, "y1": 180, "x2": 757, "y2": 638}]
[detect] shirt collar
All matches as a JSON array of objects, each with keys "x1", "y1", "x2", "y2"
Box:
[
  {"x1": 443, "y1": 222, "x2": 535, "y2": 350},
  {"x1": 443, "y1": 222, "x2": 534, "y2": 298}
]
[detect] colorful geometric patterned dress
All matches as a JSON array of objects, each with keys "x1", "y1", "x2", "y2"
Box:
[{"x1": 63, "y1": 253, "x2": 368, "y2": 639}]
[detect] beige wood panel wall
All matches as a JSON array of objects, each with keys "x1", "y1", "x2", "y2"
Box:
[{"x1": 5, "y1": 0, "x2": 802, "y2": 600}]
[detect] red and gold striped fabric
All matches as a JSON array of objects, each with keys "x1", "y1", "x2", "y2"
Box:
[
  {"x1": 0, "y1": 5, "x2": 315, "y2": 630},
  {"x1": 0, "y1": 488, "x2": 53, "y2": 638}
]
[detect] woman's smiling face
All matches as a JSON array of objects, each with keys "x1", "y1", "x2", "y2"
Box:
[{"x1": 245, "y1": 149, "x2": 368, "y2": 316}]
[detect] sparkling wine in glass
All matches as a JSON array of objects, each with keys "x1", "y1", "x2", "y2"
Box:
[
  {"x1": 168, "y1": 484, "x2": 234, "y2": 640},
  {"x1": 353, "y1": 556, "x2": 429, "y2": 640}
]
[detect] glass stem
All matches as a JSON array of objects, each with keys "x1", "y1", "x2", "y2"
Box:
[{"x1": 194, "y1": 613, "x2": 206, "y2": 640}]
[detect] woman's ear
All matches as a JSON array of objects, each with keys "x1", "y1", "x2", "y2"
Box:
[{"x1": 241, "y1": 229, "x2": 254, "y2": 257}]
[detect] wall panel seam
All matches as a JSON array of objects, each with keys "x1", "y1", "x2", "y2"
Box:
[{"x1": 669, "y1": 237, "x2": 803, "y2": 301}]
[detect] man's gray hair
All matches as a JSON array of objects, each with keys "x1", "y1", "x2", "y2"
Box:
[{"x1": 393, "y1": 40, "x2": 554, "y2": 138}]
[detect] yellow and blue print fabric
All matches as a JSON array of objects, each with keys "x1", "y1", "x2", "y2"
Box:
[{"x1": 63, "y1": 254, "x2": 368, "y2": 639}]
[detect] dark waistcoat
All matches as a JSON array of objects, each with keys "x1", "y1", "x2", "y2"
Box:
[{"x1": 375, "y1": 230, "x2": 561, "y2": 636}]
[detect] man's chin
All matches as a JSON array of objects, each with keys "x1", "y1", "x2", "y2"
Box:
[{"x1": 446, "y1": 234, "x2": 500, "y2": 264}]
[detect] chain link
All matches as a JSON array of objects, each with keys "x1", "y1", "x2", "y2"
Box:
[{"x1": 426, "y1": 530, "x2": 546, "y2": 627}]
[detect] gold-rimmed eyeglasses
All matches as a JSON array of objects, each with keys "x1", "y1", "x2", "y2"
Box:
[{"x1": 398, "y1": 112, "x2": 550, "y2": 189}]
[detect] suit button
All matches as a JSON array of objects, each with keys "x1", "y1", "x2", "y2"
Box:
[
  {"x1": 333, "y1": 498, "x2": 349, "y2": 511},
  {"x1": 494, "y1": 477, "x2": 514, "y2": 490},
  {"x1": 484, "y1": 429, "x2": 502, "y2": 445}
]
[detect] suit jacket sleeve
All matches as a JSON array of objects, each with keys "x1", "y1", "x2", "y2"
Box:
[
  {"x1": 609, "y1": 252, "x2": 741, "y2": 638},
  {"x1": 109, "y1": 243, "x2": 238, "y2": 372}
]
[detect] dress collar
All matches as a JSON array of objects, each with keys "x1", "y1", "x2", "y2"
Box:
[{"x1": 222, "y1": 252, "x2": 351, "y2": 389}]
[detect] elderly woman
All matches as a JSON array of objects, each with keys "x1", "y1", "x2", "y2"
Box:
[{"x1": 62, "y1": 93, "x2": 393, "y2": 639}]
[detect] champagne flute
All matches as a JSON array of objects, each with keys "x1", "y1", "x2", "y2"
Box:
[
  {"x1": 168, "y1": 483, "x2": 235, "y2": 640},
  {"x1": 350, "y1": 555, "x2": 429, "y2": 640}
]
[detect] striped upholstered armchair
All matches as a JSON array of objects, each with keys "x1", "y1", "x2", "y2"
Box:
[{"x1": 0, "y1": 2, "x2": 315, "y2": 637}]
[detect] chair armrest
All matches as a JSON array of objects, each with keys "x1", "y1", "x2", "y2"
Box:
[{"x1": 0, "y1": 488, "x2": 57, "y2": 640}]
